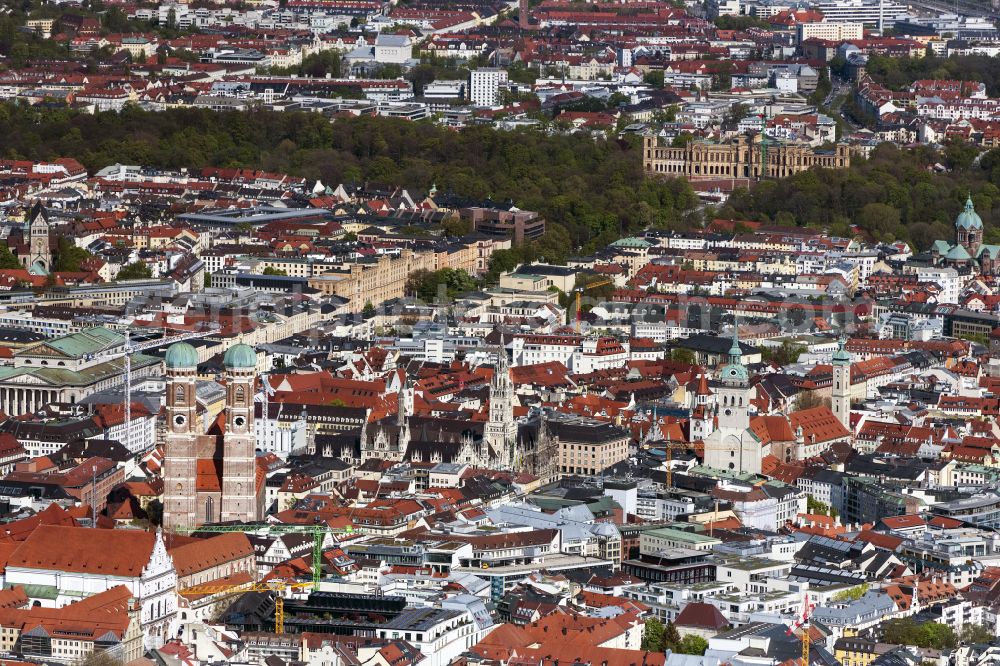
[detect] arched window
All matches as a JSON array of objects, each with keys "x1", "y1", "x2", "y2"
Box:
[
  {"x1": 235, "y1": 386, "x2": 245, "y2": 404},
  {"x1": 174, "y1": 385, "x2": 185, "y2": 404}
]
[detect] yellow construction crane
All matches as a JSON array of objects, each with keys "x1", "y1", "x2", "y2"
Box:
[
  {"x1": 180, "y1": 580, "x2": 310, "y2": 634},
  {"x1": 574, "y1": 277, "x2": 614, "y2": 334},
  {"x1": 643, "y1": 438, "x2": 729, "y2": 489}
]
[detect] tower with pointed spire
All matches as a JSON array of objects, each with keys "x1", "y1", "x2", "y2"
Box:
[
  {"x1": 25, "y1": 202, "x2": 51, "y2": 274},
  {"x1": 831, "y1": 337, "x2": 852, "y2": 430},
  {"x1": 716, "y1": 324, "x2": 751, "y2": 431},
  {"x1": 524, "y1": 407, "x2": 558, "y2": 483},
  {"x1": 690, "y1": 371, "x2": 715, "y2": 441},
  {"x1": 484, "y1": 335, "x2": 518, "y2": 469},
  {"x1": 933, "y1": 195, "x2": 1000, "y2": 276}
]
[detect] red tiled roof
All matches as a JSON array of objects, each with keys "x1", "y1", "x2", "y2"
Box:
[
  {"x1": 674, "y1": 601, "x2": 729, "y2": 630},
  {"x1": 169, "y1": 532, "x2": 253, "y2": 577},
  {"x1": 7, "y1": 525, "x2": 154, "y2": 576}
]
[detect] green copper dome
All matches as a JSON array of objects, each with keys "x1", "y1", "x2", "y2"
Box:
[
  {"x1": 719, "y1": 327, "x2": 748, "y2": 385},
  {"x1": 945, "y1": 244, "x2": 972, "y2": 261},
  {"x1": 832, "y1": 337, "x2": 851, "y2": 364},
  {"x1": 165, "y1": 342, "x2": 198, "y2": 369},
  {"x1": 956, "y1": 196, "x2": 983, "y2": 231},
  {"x1": 223, "y1": 343, "x2": 257, "y2": 369},
  {"x1": 719, "y1": 361, "x2": 748, "y2": 384}
]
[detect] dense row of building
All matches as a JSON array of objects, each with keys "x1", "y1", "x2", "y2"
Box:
[{"x1": 0, "y1": 144, "x2": 986, "y2": 666}]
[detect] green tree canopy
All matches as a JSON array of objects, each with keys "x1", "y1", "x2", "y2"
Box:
[
  {"x1": 116, "y1": 262, "x2": 152, "y2": 281},
  {"x1": 663, "y1": 621, "x2": 682, "y2": 652},
  {"x1": 759, "y1": 341, "x2": 806, "y2": 366},
  {"x1": 676, "y1": 635, "x2": 709, "y2": 655},
  {"x1": 405, "y1": 268, "x2": 476, "y2": 302},
  {"x1": 0, "y1": 243, "x2": 21, "y2": 270},
  {"x1": 670, "y1": 348, "x2": 697, "y2": 365},
  {"x1": 882, "y1": 618, "x2": 956, "y2": 650},
  {"x1": 0, "y1": 105, "x2": 699, "y2": 258},
  {"x1": 959, "y1": 624, "x2": 994, "y2": 644},
  {"x1": 722, "y1": 142, "x2": 1000, "y2": 251},
  {"x1": 642, "y1": 618, "x2": 665, "y2": 652},
  {"x1": 52, "y1": 237, "x2": 92, "y2": 273}
]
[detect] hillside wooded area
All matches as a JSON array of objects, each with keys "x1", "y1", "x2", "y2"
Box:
[
  {"x1": 0, "y1": 105, "x2": 698, "y2": 263},
  {"x1": 719, "y1": 143, "x2": 1000, "y2": 250},
  {"x1": 6, "y1": 104, "x2": 999, "y2": 257}
]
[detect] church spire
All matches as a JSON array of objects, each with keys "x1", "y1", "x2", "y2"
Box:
[
  {"x1": 497, "y1": 332, "x2": 509, "y2": 374},
  {"x1": 696, "y1": 371, "x2": 711, "y2": 397},
  {"x1": 728, "y1": 319, "x2": 742, "y2": 364},
  {"x1": 396, "y1": 376, "x2": 407, "y2": 427},
  {"x1": 485, "y1": 332, "x2": 517, "y2": 469},
  {"x1": 720, "y1": 320, "x2": 749, "y2": 387}
]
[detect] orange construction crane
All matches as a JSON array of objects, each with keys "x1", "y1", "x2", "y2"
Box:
[
  {"x1": 180, "y1": 580, "x2": 310, "y2": 634},
  {"x1": 574, "y1": 277, "x2": 614, "y2": 334}
]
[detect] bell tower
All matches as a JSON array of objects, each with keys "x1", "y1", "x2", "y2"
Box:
[
  {"x1": 716, "y1": 326, "x2": 751, "y2": 431},
  {"x1": 831, "y1": 337, "x2": 852, "y2": 430},
  {"x1": 690, "y1": 371, "x2": 716, "y2": 441},
  {"x1": 956, "y1": 195, "x2": 984, "y2": 256},
  {"x1": 221, "y1": 343, "x2": 259, "y2": 523},
  {"x1": 162, "y1": 342, "x2": 199, "y2": 531},
  {"x1": 27, "y1": 202, "x2": 51, "y2": 273}
]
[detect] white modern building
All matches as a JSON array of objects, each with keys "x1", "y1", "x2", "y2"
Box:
[
  {"x1": 796, "y1": 21, "x2": 863, "y2": 42},
  {"x1": 470, "y1": 68, "x2": 508, "y2": 107},
  {"x1": 916, "y1": 266, "x2": 960, "y2": 304},
  {"x1": 813, "y1": 0, "x2": 908, "y2": 26}
]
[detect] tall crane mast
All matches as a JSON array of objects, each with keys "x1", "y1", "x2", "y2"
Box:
[
  {"x1": 89, "y1": 325, "x2": 219, "y2": 451},
  {"x1": 175, "y1": 522, "x2": 354, "y2": 590},
  {"x1": 574, "y1": 277, "x2": 613, "y2": 334},
  {"x1": 180, "y1": 579, "x2": 310, "y2": 634},
  {"x1": 786, "y1": 590, "x2": 814, "y2": 666}
]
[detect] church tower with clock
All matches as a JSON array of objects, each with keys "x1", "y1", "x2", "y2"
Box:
[{"x1": 162, "y1": 342, "x2": 262, "y2": 531}]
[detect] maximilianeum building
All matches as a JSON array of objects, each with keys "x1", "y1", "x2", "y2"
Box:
[{"x1": 642, "y1": 133, "x2": 852, "y2": 180}]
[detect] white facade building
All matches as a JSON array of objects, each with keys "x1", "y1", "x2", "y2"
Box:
[
  {"x1": 916, "y1": 266, "x2": 960, "y2": 304},
  {"x1": 4, "y1": 526, "x2": 178, "y2": 650},
  {"x1": 374, "y1": 34, "x2": 411, "y2": 64},
  {"x1": 470, "y1": 68, "x2": 508, "y2": 107}
]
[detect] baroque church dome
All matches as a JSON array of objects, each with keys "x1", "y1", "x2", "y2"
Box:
[{"x1": 956, "y1": 195, "x2": 983, "y2": 230}]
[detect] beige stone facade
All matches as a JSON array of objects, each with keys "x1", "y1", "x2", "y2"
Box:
[
  {"x1": 643, "y1": 134, "x2": 851, "y2": 180},
  {"x1": 558, "y1": 430, "x2": 629, "y2": 476},
  {"x1": 308, "y1": 243, "x2": 487, "y2": 305}
]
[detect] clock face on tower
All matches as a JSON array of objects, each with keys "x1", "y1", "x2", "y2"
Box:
[{"x1": 233, "y1": 415, "x2": 246, "y2": 431}]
